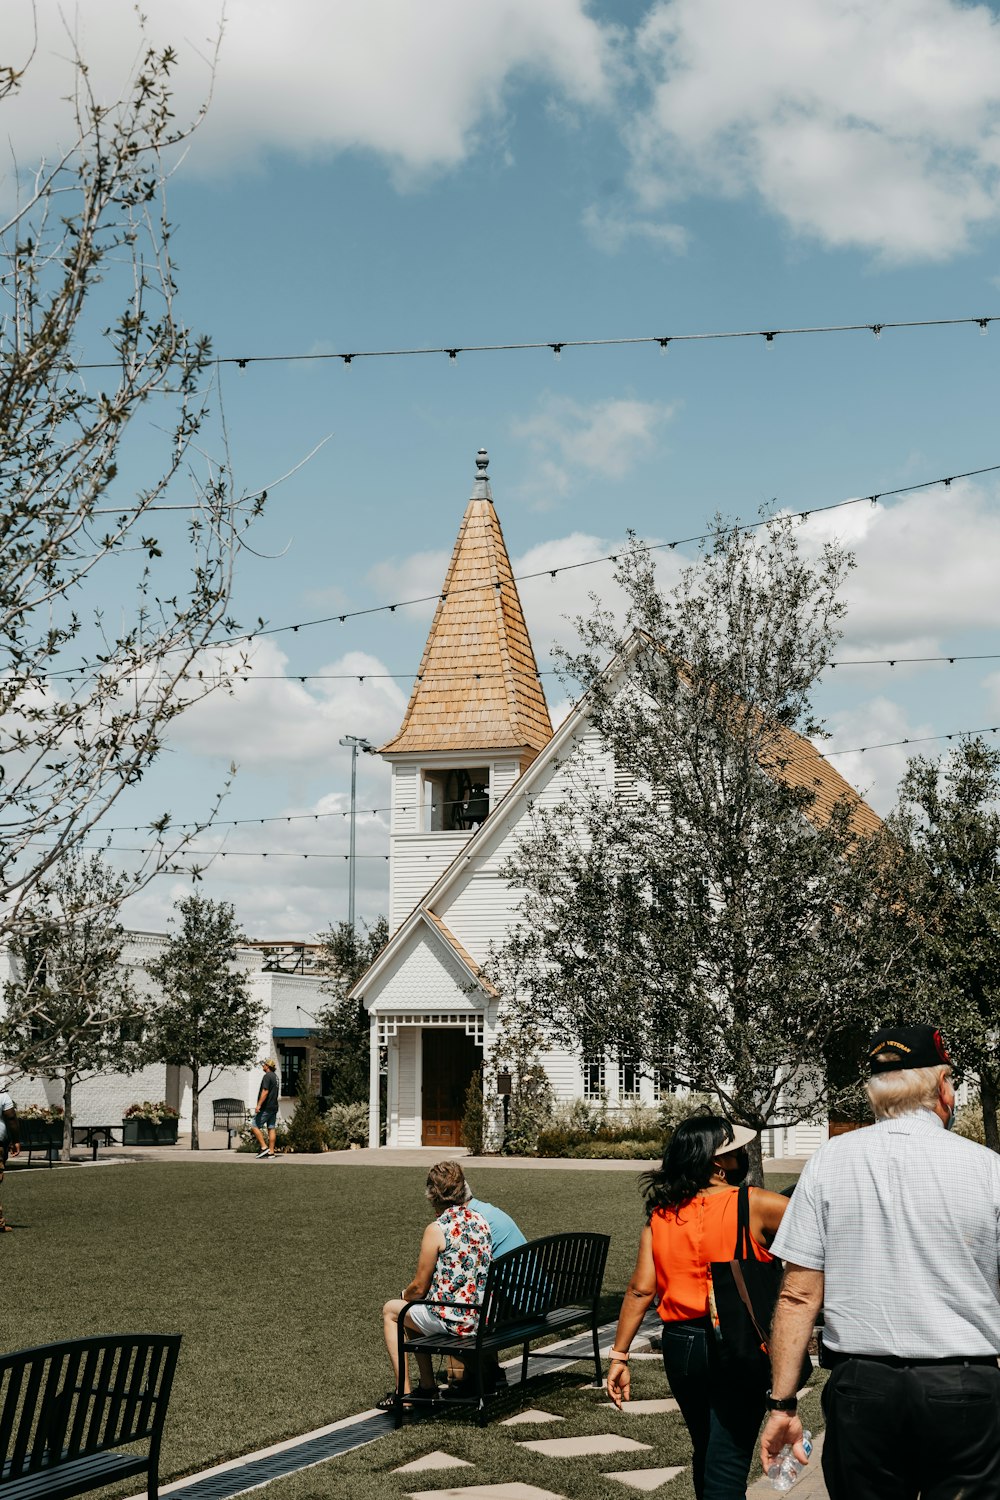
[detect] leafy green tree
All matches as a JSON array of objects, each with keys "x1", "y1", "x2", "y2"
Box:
[
  {"x1": 489, "y1": 520, "x2": 891, "y2": 1182},
  {"x1": 314, "y1": 917, "x2": 389, "y2": 1105},
  {"x1": 144, "y1": 896, "x2": 264, "y2": 1149},
  {"x1": 0, "y1": 24, "x2": 263, "y2": 934},
  {"x1": 0, "y1": 853, "x2": 147, "y2": 1159},
  {"x1": 885, "y1": 738, "x2": 1000, "y2": 1151}
]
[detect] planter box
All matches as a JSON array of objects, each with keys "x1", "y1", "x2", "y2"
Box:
[
  {"x1": 20, "y1": 1121, "x2": 63, "y2": 1148},
  {"x1": 122, "y1": 1118, "x2": 179, "y2": 1146}
]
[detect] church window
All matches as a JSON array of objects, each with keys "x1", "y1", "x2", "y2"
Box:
[{"x1": 583, "y1": 1056, "x2": 605, "y2": 1100}]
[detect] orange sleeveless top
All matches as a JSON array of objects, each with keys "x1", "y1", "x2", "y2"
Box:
[{"x1": 650, "y1": 1188, "x2": 773, "y2": 1324}]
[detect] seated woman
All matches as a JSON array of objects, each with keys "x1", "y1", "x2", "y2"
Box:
[{"x1": 379, "y1": 1159, "x2": 492, "y2": 1408}]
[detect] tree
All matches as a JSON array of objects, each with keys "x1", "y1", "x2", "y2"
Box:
[
  {"x1": 144, "y1": 896, "x2": 264, "y2": 1149},
  {"x1": 0, "y1": 24, "x2": 264, "y2": 934},
  {"x1": 884, "y1": 738, "x2": 1000, "y2": 1151},
  {"x1": 314, "y1": 917, "x2": 389, "y2": 1105},
  {"x1": 0, "y1": 852, "x2": 147, "y2": 1159},
  {"x1": 489, "y1": 520, "x2": 892, "y2": 1182}
]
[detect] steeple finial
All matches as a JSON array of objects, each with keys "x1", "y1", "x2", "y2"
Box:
[{"x1": 472, "y1": 447, "x2": 492, "y2": 502}]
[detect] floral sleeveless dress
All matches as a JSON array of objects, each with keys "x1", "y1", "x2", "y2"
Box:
[{"x1": 429, "y1": 1204, "x2": 492, "y2": 1335}]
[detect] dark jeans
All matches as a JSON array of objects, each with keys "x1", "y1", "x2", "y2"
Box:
[
  {"x1": 660, "y1": 1317, "x2": 767, "y2": 1500},
  {"x1": 822, "y1": 1357, "x2": 1000, "y2": 1500}
]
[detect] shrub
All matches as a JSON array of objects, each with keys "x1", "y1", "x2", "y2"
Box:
[
  {"x1": 124, "y1": 1100, "x2": 179, "y2": 1123},
  {"x1": 460, "y1": 1068, "x2": 485, "y2": 1155},
  {"x1": 285, "y1": 1092, "x2": 330, "y2": 1153},
  {"x1": 236, "y1": 1118, "x2": 291, "y2": 1154},
  {"x1": 954, "y1": 1097, "x2": 986, "y2": 1144},
  {"x1": 17, "y1": 1103, "x2": 64, "y2": 1122},
  {"x1": 325, "y1": 1100, "x2": 369, "y2": 1150}
]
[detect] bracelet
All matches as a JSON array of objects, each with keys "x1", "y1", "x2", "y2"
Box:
[{"x1": 609, "y1": 1350, "x2": 631, "y2": 1362}]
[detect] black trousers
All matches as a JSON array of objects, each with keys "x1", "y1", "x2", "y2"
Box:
[{"x1": 822, "y1": 1356, "x2": 1000, "y2": 1500}]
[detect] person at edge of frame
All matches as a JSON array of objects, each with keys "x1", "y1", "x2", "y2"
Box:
[
  {"x1": 0, "y1": 1088, "x2": 21, "y2": 1231},
  {"x1": 761, "y1": 1024, "x2": 1000, "y2": 1500}
]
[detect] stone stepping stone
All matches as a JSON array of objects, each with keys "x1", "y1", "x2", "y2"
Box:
[
  {"x1": 603, "y1": 1468, "x2": 686, "y2": 1492},
  {"x1": 501, "y1": 1410, "x2": 566, "y2": 1426},
  {"x1": 604, "y1": 1398, "x2": 680, "y2": 1416},
  {"x1": 404, "y1": 1486, "x2": 567, "y2": 1500},
  {"x1": 516, "y1": 1435, "x2": 653, "y2": 1458},
  {"x1": 394, "y1": 1451, "x2": 475, "y2": 1473}
]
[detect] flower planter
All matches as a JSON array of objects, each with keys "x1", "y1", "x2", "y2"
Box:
[
  {"x1": 122, "y1": 1118, "x2": 179, "y2": 1146},
  {"x1": 21, "y1": 1121, "x2": 64, "y2": 1149}
]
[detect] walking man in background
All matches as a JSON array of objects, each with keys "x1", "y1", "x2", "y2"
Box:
[
  {"x1": 761, "y1": 1025, "x2": 1000, "y2": 1499},
  {"x1": 0, "y1": 1088, "x2": 21, "y2": 1231},
  {"x1": 250, "y1": 1059, "x2": 280, "y2": 1159}
]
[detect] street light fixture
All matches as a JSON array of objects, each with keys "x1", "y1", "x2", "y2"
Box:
[{"x1": 339, "y1": 734, "x2": 374, "y2": 930}]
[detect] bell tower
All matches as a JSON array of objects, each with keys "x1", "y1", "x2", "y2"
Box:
[{"x1": 380, "y1": 449, "x2": 552, "y2": 929}]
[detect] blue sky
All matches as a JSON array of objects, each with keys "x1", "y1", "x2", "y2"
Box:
[{"x1": 8, "y1": 0, "x2": 1000, "y2": 937}]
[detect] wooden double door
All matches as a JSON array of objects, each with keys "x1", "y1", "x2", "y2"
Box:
[{"x1": 421, "y1": 1028, "x2": 480, "y2": 1148}]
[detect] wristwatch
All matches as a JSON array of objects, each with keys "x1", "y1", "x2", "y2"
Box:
[{"x1": 765, "y1": 1390, "x2": 798, "y2": 1413}]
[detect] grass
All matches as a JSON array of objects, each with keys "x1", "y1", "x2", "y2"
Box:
[{"x1": 2, "y1": 1161, "x2": 806, "y2": 1493}]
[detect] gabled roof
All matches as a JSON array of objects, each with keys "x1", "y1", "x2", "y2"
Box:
[
  {"x1": 380, "y1": 450, "x2": 552, "y2": 756},
  {"x1": 350, "y1": 906, "x2": 497, "y2": 1000},
  {"x1": 353, "y1": 632, "x2": 882, "y2": 1002}
]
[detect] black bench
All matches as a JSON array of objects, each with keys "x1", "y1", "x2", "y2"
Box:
[
  {"x1": 212, "y1": 1098, "x2": 249, "y2": 1149},
  {"x1": 16, "y1": 1125, "x2": 59, "y2": 1169},
  {"x1": 0, "y1": 1332, "x2": 181, "y2": 1500},
  {"x1": 394, "y1": 1230, "x2": 610, "y2": 1427}
]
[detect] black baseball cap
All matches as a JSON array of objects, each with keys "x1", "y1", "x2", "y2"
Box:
[{"x1": 867, "y1": 1026, "x2": 951, "y2": 1075}]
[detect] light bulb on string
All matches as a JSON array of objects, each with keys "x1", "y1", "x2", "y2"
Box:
[
  {"x1": 237, "y1": 359, "x2": 248, "y2": 376},
  {"x1": 979, "y1": 319, "x2": 990, "y2": 336},
  {"x1": 447, "y1": 349, "x2": 459, "y2": 367},
  {"x1": 763, "y1": 332, "x2": 776, "y2": 348},
  {"x1": 550, "y1": 343, "x2": 563, "y2": 362},
  {"x1": 658, "y1": 338, "x2": 670, "y2": 357},
  {"x1": 871, "y1": 324, "x2": 882, "y2": 341}
]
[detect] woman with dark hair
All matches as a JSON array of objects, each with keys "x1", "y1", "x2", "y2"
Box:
[
  {"x1": 377, "y1": 1160, "x2": 492, "y2": 1410},
  {"x1": 607, "y1": 1117, "x2": 791, "y2": 1499}
]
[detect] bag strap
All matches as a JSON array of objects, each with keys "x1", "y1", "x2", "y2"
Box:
[
  {"x1": 734, "y1": 1183, "x2": 754, "y2": 1262},
  {"x1": 730, "y1": 1259, "x2": 771, "y2": 1352}
]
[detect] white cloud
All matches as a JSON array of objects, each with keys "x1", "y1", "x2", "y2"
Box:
[
  {"x1": 512, "y1": 393, "x2": 677, "y2": 506},
  {"x1": 582, "y1": 202, "x2": 688, "y2": 255},
  {"x1": 2, "y1": 0, "x2": 616, "y2": 186},
  {"x1": 165, "y1": 640, "x2": 407, "y2": 770},
  {"x1": 819, "y1": 696, "x2": 936, "y2": 815},
  {"x1": 796, "y1": 478, "x2": 1000, "y2": 652},
  {"x1": 627, "y1": 0, "x2": 1000, "y2": 261}
]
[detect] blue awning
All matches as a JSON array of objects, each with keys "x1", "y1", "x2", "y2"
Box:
[{"x1": 272, "y1": 1027, "x2": 318, "y2": 1039}]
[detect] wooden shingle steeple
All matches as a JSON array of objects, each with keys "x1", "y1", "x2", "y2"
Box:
[{"x1": 381, "y1": 450, "x2": 552, "y2": 759}]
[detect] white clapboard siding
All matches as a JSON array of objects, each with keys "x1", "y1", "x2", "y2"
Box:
[
  {"x1": 389, "y1": 832, "x2": 471, "y2": 930},
  {"x1": 391, "y1": 764, "x2": 420, "y2": 835}
]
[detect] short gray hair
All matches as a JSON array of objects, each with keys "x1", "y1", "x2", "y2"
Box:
[{"x1": 866, "y1": 1063, "x2": 949, "y2": 1120}]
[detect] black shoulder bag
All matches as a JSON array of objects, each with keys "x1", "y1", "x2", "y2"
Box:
[{"x1": 708, "y1": 1184, "x2": 812, "y2": 1391}]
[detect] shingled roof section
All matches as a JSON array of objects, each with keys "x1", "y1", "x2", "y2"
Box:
[
  {"x1": 381, "y1": 449, "x2": 553, "y2": 756},
  {"x1": 767, "y1": 720, "x2": 883, "y2": 839}
]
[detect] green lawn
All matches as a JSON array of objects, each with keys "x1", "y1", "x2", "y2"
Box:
[{"x1": 2, "y1": 1162, "x2": 806, "y2": 1495}]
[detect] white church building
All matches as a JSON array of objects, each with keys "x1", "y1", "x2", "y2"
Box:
[{"x1": 353, "y1": 450, "x2": 881, "y2": 1160}]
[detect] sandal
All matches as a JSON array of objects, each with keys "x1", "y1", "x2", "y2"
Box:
[{"x1": 374, "y1": 1391, "x2": 400, "y2": 1412}]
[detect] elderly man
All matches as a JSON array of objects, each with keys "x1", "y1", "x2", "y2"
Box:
[{"x1": 761, "y1": 1025, "x2": 1000, "y2": 1500}]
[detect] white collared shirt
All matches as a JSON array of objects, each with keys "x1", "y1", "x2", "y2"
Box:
[{"x1": 772, "y1": 1109, "x2": 1000, "y2": 1358}]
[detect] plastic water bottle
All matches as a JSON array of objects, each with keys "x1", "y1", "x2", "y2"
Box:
[{"x1": 768, "y1": 1430, "x2": 813, "y2": 1492}]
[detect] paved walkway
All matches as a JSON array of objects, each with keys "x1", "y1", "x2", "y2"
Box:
[
  {"x1": 12, "y1": 1139, "x2": 809, "y2": 1172},
  {"x1": 118, "y1": 1310, "x2": 827, "y2": 1500}
]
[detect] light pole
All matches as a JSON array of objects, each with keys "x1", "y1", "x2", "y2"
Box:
[{"x1": 339, "y1": 734, "x2": 374, "y2": 929}]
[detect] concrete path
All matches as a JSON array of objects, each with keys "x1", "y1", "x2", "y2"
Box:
[{"x1": 12, "y1": 1139, "x2": 808, "y2": 1171}]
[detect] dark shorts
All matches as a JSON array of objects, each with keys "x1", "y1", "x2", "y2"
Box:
[{"x1": 253, "y1": 1108, "x2": 277, "y2": 1130}]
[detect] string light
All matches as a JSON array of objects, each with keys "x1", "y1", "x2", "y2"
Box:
[
  {"x1": 823, "y1": 725, "x2": 1000, "y2": 759},
  {"x1": 54, "y1": 313, "x2": 1000, "y2": 375}
]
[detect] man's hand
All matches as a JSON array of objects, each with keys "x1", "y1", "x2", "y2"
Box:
[
  {"x1": 606, "y1": 1361, "x2": 631, "y2": 1409},
  {"x1": 760, "y1": 1410, "x2": 807, "y2": 1471}
]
